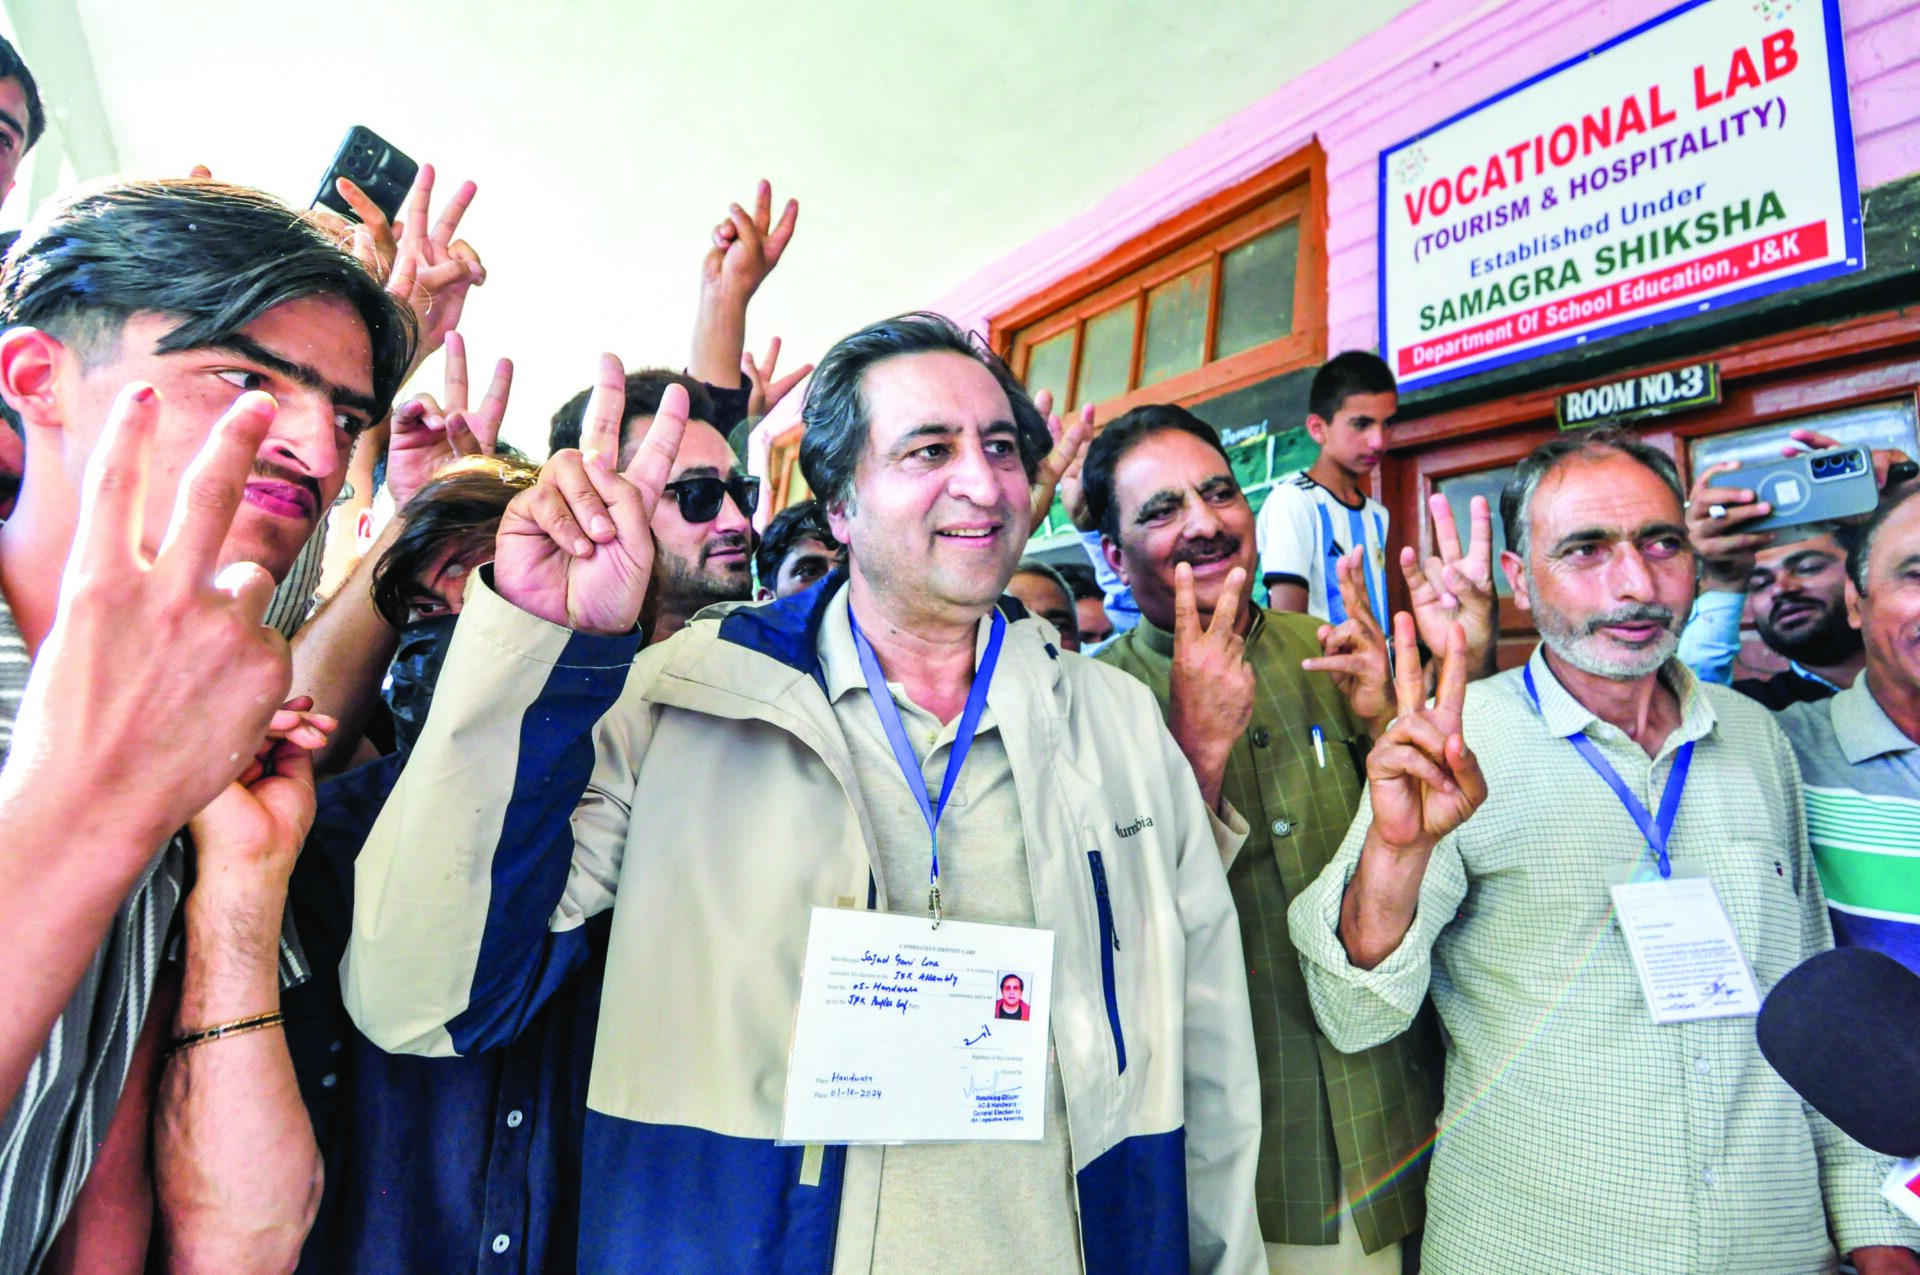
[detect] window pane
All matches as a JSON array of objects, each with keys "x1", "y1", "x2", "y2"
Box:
[
  {"x1": 1215, "y1": 222, "x2": 1299, "y2": 358},
  {"x1": 1022, "y1": 329, "x2": 1075, "y2": 411},
  {"x1": 1075, "y1": 304, "x2": 1136, "y2": 407},
  {"x1": 1140, "y1": 266, "x2": 1211, "y2": 387}
]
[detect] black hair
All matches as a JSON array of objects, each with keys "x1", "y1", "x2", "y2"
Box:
[
  {"x1": 1845, "y1": 486, "x2": 1920, "y2": 595},
  {"x1": 1079, "y1": 402, "x2": 1233, "y2": 542},
  {"x1": 799, "y1": 312, "x2": 1050, "y2": 511},
  {"x1": 1054, "y1": 560, "x2": 1103, "y2": 603},
  {"x1": 754, "y1": 497, "x2": 841, "y2": 586},
  {"x1": 547, "y1": 369, "x2": 716, "y2": 458},
  {"x1": 1308, "y1": 351, "x2": 1398, "y2": 424},
  {"x1": 1499, "y1": 425, "x2": 1683, "y2": 561},
  {"x1": 0, "y1": 179, "x2": 416, "y2": 430},
  {"x1": 371, "y1": 455, "x2": 539, "y2": 628},
  {"x1": 0, "y1": 36, "x2": 45, "y2": 150}
]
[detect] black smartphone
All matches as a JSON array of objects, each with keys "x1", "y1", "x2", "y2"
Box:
[{"x1": 312, "y1": 125, "x2": 417, "y2": 223}]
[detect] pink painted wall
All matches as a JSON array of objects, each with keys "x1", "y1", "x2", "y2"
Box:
[{"x1": 932, "y1": 0, "x2": 1920, "y2": 363}]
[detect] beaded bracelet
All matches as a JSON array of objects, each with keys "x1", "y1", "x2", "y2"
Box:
[{"x1": 168, "y1": 1011, "x2": 285, "y2": 1056}]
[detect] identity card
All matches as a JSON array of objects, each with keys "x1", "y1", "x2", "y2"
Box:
[
  {"x1": 1609, "y1": 875, "x2": 1762, "y2": 1024},
  {"x1": 781, "y1": 907, "x2": 1056, "y2": 1144}
]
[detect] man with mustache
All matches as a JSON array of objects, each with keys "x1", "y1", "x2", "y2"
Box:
[
  {"x1": 1256, "y1": 353, "x2": 1398, "y2": 627},
  {"x1": 0, "y1": 179, "x2": 412, "y2": 1271},
  {"x1": 1289, "y1": 426, "x2": 1920, "y2": 1274},
  {"x1": 1677, "y1": 500, "x2": 1863, "y2": 708},
  {"x1": 1085, "y1": 403, "x2": 1497, "y2": 1274}
]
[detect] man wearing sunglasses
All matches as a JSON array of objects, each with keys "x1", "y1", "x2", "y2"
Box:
[{"x1": 550, "y1": 369, "x2": 760, "y2": 641}]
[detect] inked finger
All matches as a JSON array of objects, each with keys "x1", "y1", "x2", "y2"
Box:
[
  {"x1": 71, "y1": 383, "x2": 162, "y2": 577},
  {"x1": 158, "y1": 391, "x2": 278, "y2": 582}
]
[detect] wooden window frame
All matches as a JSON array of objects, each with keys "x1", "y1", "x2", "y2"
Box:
[{"x1": 989, "y1": 141, "x2": 1328, "y2": 423}]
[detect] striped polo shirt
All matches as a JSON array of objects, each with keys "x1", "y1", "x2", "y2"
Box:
[{"x1": 1776, "y1": 678, "x2": 1920, "y2": 971}]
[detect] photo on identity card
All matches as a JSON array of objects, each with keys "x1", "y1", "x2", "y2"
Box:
[{"x1": 994, "y1": 972, "x2": 1033, "y2": 1021}]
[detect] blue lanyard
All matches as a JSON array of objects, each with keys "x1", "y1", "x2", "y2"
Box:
[
  {"x1": 849, "y1": 607, "x2": 1006, "y2": 927},
  {"x1": 1523, "y1": 664, "x2": 1693, "y2": 879}
]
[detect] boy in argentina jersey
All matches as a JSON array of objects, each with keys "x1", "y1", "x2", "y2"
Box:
[{"x1": 1256, "y1": 352, "x2": 1397, "y2": 627}]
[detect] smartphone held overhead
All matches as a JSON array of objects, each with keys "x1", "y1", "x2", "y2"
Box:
[
  {"x1": 1720, "y1": 447, "x2": 1879, "y2": 532},
  {"x1": 312, "y1": 125, "x2": 417, "y2": 223}
]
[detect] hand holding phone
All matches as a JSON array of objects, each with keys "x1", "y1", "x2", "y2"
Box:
[
  {"x1": 1720, "y1": 446, "x2": 1878, "y2": 533},
  {"x1": 313, "y1": 125, "x2": 417, "y2": 223}
]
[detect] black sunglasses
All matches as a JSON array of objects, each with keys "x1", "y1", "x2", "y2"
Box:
[{"x1": 662, "y1": 474, "x2": 760, "y2": 523}]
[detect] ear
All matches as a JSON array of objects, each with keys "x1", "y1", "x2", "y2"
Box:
[
  {"x1": 0, "y1": 327, "x2": 68, "y2": 433},
  {"x1": 1500, "y1": 548, "x2": 1531, "y2": 613},
  {"x1": 1304, "y1": 413, "x2": 1331, "y2": 446},
  {"x1": 1100, "y1": 534, "x2": 1130, "y2": 587},
  {"x1": 1846, "y1": 577, "x2": 1863, "y2": 631},
  {"x1": 355, "y1": 508, "x2": 377, "y2": 556},
  {"x1": 755, "y1": 585, "x2": 774, "y2": 601},
  {"x1": 823, "y1": 497, "x2": 852, "y2": 545}
]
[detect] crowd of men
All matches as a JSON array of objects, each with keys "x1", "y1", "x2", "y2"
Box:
[{"x1": 0, "y1": 32, "x2": 1916, "y2": 1275}]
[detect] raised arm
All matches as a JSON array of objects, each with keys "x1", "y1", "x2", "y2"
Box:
[
  {"x1": 1338, "y1": 617, "x2": 1485, "y2": 969},
  {"x1": 688, "y1": 180, "x2": 798, "y2": 392},
  {"x1": 343, "y1": 359, "x2": 687, "y2": 1054},
  {"x1": 0, "y1": 387, "x2": 292, "y2": 1113}
]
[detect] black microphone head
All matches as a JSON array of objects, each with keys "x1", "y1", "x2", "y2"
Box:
[{"x1": 1758, "y1": 947, "x2": 1920, "y2": 1158}]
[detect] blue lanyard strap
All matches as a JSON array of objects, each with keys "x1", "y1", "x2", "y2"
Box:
[
  {"x1": 849, "y1": 607, "x2": 1006, "y2": 926},
  {"x1": 1524, "y1": 664, "x2": 1693, "y2": 879}
]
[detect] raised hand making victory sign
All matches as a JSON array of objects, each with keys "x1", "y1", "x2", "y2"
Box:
[
  {"x1": 1166, "y1": 560, "x2": 1255, "y2": 811},
  {"x1": 493, "y1": 353, "x2": 689, "y2": 635}
]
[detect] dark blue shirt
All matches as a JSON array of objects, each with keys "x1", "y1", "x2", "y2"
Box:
[{"x1": 285, "y1": 753, "x2": 605, "y2": 1274}]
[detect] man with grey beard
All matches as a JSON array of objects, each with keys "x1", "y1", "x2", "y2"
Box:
[{"x1": 1288, "y1": 427, "x2": 1920, "y2": 1274}]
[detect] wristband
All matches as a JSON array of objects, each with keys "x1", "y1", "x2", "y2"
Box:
[{"x1": 168, "y1": 1011, "x2": 285, "y2": 1056}]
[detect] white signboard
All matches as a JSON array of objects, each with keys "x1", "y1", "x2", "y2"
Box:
[{"x1": 1378, "y1": 0, "x2": 1861, "y2": 390}]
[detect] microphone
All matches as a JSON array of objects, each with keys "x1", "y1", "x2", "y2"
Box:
[{"x1": 1756, "y1": 947, "x2": 1920, "y2": 1158}]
